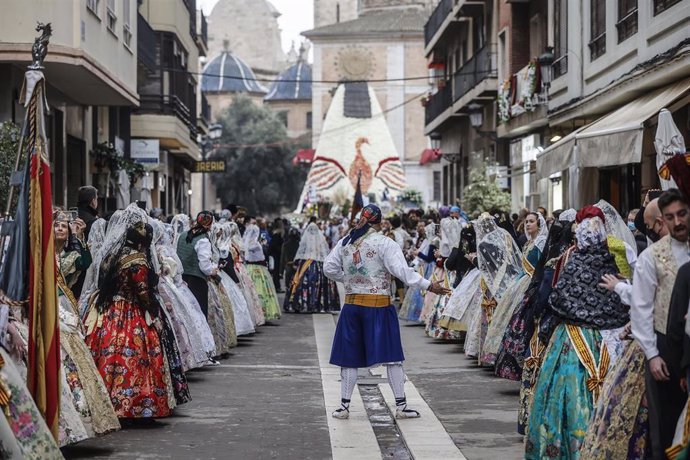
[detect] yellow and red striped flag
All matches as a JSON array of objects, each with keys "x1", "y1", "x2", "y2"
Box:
[
  {"x1": 0, "y1": 26, "x2": 60, "y2": 439},
  {"x1": 24, "y1": 71, "x2": 60, "y2": 439}
]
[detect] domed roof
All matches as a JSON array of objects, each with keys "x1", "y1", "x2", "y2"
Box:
[
  {"x1": 264, "y1": 61, "x2": 312, "y2": 101},
  {"x1": 201, "y1": 51, "x2": 267, "y2": 94}
]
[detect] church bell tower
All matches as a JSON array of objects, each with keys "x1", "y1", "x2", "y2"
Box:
[{"x1": 313, "y1": 0, "x2": 358, "y2": 28}]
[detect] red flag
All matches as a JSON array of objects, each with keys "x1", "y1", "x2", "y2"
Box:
[{"x1": 25, "y1": 72, "x2": 60, "y2": 439}]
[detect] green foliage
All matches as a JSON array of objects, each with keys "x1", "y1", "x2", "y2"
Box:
[
  {"x1": 90, "y1": 142, "x2": 145, "y2": 184},
  {"x1": 462, "y1": 164, "x2": 511, "y2": 214},
  {"x1": 0, "y1": 122, "x2": 20, "y2": 210},
  {"x1": 210, "y1": 95, "x2": 308, "y2": 215}
]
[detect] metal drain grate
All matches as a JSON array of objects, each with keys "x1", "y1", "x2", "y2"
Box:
[{"x1": 359, "y1": 384, "x2": 413, "y2": 459}]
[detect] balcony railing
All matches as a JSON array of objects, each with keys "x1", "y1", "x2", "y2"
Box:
[
  {"x1": 184, "y1": 0, "x2": 197, "y2": 38},
  {"x1": 424, "y1": 0, "x2": 454, "y2": 46},
  {"x1": 136, "y1": 95, "x2": 198, "y2": 141},
  {"x1": 589, "y1": 32, "x2": 606, "y2": 61},
  {"x1": 200, "y1": 94, "x2": 210, "y2": 126},
  {"x1": 425, "y1": 44, "x2": 497, "y2": 127},
  {"x1": 199, "y1": 11, "x2": 208, "y2": 48},
  {"x1": 137, "y1": 13, "x2": 156, "y2": 71},
  {"x1": 553, "y1": 54, "x2": 568, "y2": 79},
  {"x1": 425, "y1": 83, "x2": 452, "y2": 125},
  {"x1": 453, "y1": 44, "x2": 497, "y2": 102},
  {"x1": 616, "y1": 8, "x2": 638, "y2": 43}
]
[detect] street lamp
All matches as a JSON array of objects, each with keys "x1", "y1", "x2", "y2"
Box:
[
  {"x1": 430, "y1": 132, "x2": 460, "y2": 163},
  {"x1": 209, "y1": 123, "x2": 223, "y2": 141},
  {"x1": 468, "y1": 103, "x2": 497, "y2": 141},
  {"x1": 200, "y1": 123, "x2": 223, "y2": 211},
  {"x1": 538, "y1": 47, "x2": 555, "y2": 96},
  {"x1": 468, "y1": 103, "x2": 483, "y2": 129},
  {"x1": 429, "y1": 132, "x2": 442, "y2": 151}
]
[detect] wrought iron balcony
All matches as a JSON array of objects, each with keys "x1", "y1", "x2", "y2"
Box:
[
  {"x1": 424, "y1": 0, "x2": 454, "y2": 46},
  {"x1": 199, "y1": 11, "x2": 208, "y2": 48},
  {"x1": 200, "y1": 94, "x2": 211, "y2": 127},
  {"x1": 137, "y1": 13, "x2": 156, "y2": 71},
  {"x1": 184, "y1": 0, "x2": 197, "y2": 38},
  {"x1": 136, "y1": 95, "x2": 198, "y2": 140},
  {"x1": 425, "y1": 83, "x2": 452, "y2": 125},
  {"x1": 453, "y1": 44, "x2": 497, "y2": 102}
]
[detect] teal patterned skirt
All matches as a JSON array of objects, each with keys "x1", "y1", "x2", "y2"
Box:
[{"x1": 525, "y1": 324, "x2": 602, "y2": 460}]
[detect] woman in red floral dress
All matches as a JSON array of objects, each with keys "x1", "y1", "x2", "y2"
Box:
[{"x1": 85, "y1": 221, "x2": 172, "y2": 418}]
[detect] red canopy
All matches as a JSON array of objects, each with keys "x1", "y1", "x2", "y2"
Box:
[
  {"x1": 293, "y1": 148, "x2": 315, "y2": 166},
  {"x1": 419, "y1": 148, "x2": 441, "y2": 165}
]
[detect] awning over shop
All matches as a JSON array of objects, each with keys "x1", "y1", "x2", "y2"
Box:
[
  {"x1": 577, "y1": 77, "x2": 690, "y2": 168},
  {"x1": 537, "y1": 77, "x2": 690, "y2": 179},
  {"x1": 419, "y1": 148, "x2": 441, "y2": 165},
  {"x1": 536, "y1": 129, "x2": 582, "y2": 179},
  {"x1": 292, "y1": 148, "x2": 315, "y2": 166}
]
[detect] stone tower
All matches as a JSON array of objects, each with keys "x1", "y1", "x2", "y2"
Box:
[
  {"x1": 207, "y1": 0, "x2": 287, "y2": 78},
  {"x1": 358, "y1": 0, "x2": 434, "y2": 15},
  {"x1": 313, "y1": 0, "x2": 358, "y2": 28}
]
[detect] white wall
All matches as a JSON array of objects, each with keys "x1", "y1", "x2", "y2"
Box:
[{"x1": 549, "y1": 1, "x2": 690, "y2": 114}]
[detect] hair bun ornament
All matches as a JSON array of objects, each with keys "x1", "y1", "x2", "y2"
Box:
[{"x1": 576, "y1": 205, "x2": 605, "y2": 224}]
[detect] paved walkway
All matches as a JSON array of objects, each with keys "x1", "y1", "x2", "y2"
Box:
[{"x1": 63, "y1": 313, "x2": 523, "y2": 459}]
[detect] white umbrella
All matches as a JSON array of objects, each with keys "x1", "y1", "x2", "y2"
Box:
[
  {"x1": 115, "y1": 169, "x2": 130, "y2": 210},
  {"x1": 655, "y1": 108, "x2": 686, "y2": 190},
  {"x1": 139, "y1": 172, "x2": 154, "y2": 210}
]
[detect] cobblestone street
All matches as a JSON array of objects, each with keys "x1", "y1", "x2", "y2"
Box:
[{"x1": 63, "y1": 312, "x2": 522, "y2": 460}]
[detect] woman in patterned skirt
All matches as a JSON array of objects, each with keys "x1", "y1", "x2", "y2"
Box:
[
  {"x1": 284, "y1": 222, "x2": 340, "y2": 313},
  {"x1": 86, "y1": 218, "x2": 174, "y2": 419}
]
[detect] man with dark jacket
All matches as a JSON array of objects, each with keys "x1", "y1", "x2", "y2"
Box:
[
  {"x1": 72, "y1": 185, "x2": 100, "y2": 299},
  {"x1": 77, "y1": 185, "x2": 99, "y2": 241}
]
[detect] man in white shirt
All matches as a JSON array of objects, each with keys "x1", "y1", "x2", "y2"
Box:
[
  {"x1": 324, "y1": 204, "x2": 450, "y2": 420},
  {"x1": 629, "y1": 190, "x2": 689, "y2": 459}
]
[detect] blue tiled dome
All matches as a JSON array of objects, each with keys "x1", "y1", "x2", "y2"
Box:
[
  {"x1": 201, "y1": 51, "x2": 267, "y2": 94},
  {"x1": 264, "y1": 61, "x2": 312, "y2": 101}
]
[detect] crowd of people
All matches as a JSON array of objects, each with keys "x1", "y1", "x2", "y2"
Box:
[
  {"x1": 0, "y1": 185, "x2": 300, "y2": 458},
  {"x1": 1, "y1": 178, "x2": 690, "y2": 459},
  {"x1": 348, "y1": 192, "x2": 687, "y2": 460}
]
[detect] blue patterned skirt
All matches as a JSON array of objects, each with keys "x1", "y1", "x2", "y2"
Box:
[
  {"x1": 283, "y1": 260, "x2": 340, "y2": 313},
  {"x1": 398, "y1": 262, "x2": 433, "y2": 322}
]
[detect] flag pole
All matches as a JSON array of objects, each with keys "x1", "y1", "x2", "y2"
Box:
[{"x1": 10, "y1": 22, "x2": 61, "y2": 440}]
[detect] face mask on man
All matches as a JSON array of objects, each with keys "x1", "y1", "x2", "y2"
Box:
[
  {"x1": 627, "y1": 222, "x2": 637, "y2": 232},
  {"x1": 647, "y1": 221, "x2": 662, "y2": 243}
]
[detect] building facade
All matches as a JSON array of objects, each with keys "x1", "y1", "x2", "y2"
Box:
[
  {"x1": 424, "y1": 0, "x2": 690, "y2": 214},
  {"x1": 305, "y1": 0, "x2": 443, "y2": 208},
  {"x1": 422, "y1": 0, "x2": 500, "y2": 207},
  {"x1": 0, "y1": 0, "x2": 139, "y2": 209},
  {"x1": 264, "y1": 55, "x2": 313, "y2": 140},
  {"x1": 132, "y1": 0, "x2": 207, "y2": 215},
  {"x1": 536, "y1": 0, "x2": 690, "y2": 213}
]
